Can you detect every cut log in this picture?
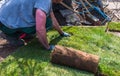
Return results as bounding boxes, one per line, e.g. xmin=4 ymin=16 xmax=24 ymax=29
xmin=50 ymin=45 xmax=99 ymax=73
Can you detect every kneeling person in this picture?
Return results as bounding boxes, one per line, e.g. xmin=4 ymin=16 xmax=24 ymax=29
xmin=0 ymin=0 xmax=70 ymax=50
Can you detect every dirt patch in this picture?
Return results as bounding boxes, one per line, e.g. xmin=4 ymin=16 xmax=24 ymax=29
xmin=0 ymin=45 xmax=18 ymax=62
xmin=109 ymin=29 xmax=120 ymax=32
xmin=0 ymin=34 xmax=19 ymax=62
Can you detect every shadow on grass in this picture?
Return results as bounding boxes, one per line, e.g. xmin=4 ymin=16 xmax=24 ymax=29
xmin=0 ymin=36 xmax=75 ymax=75
xmin=49 ymin=36 xmax=63 ymax=45
xmin=0 ymin=33 xmax=93 ymax=76
xmin=0 ymin=38 xmax=51 ymax=75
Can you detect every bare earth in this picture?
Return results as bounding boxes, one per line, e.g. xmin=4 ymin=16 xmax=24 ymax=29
xmin=0 ymin=36 xmax=19 ymax=62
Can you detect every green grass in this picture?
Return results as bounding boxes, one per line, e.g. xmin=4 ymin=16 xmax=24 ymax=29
xmin=108 ymin=22 xmax=120 ymax=31
xmin=0 ymin=26 xmax=120 ymax=76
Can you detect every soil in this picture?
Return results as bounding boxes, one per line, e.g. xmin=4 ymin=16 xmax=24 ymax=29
xmin=108 ymin=30 xmax=120 ymax=37
xmin=0 ymin=36 xmax=19 ymax=62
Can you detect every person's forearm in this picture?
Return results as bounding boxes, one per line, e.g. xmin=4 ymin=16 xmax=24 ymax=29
xmin=36 ymin=29 xmax=50 ymax=49
xmin=50 ymin=11 xmax=64 ymax=35
xmin=36 ymin=9 xmax=50 ymax=49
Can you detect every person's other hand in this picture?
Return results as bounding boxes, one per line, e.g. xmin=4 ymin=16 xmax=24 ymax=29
xmin=48 ymin=45 xmax=55 ymax=51
xmin=60 ymin=32 xmax=71 ymax=37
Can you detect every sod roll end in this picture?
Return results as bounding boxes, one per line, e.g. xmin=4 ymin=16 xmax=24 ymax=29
xmin=51 ymin=45 xmax=99 ymax=73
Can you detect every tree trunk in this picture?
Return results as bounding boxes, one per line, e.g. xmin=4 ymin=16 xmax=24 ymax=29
xmin=50 ymin=45 xmax=99 ymax=73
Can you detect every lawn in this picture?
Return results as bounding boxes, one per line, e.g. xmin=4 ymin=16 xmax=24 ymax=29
xmin=0 ymin=25 xmax=120 ymax=76
xmin=107 ymin=22 xmax=120 ymax=31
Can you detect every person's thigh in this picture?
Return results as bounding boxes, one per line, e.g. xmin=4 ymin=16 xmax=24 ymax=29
xmin=0 ymin=24 xmax=18 ymax=37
